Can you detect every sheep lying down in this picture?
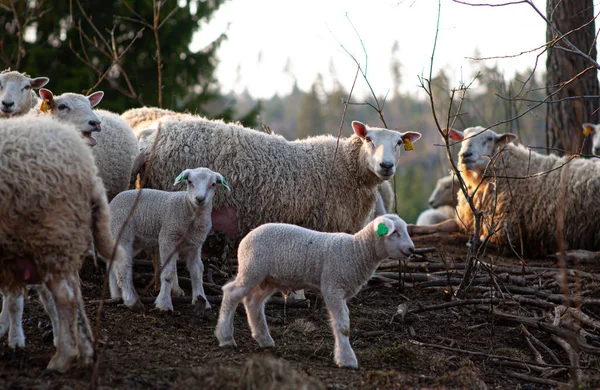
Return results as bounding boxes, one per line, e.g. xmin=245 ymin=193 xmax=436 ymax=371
xmin=215 ymin=214 xmax=414 ymax=369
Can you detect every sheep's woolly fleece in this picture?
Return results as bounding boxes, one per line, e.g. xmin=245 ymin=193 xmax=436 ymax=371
xmin=120 ymin=106 xmax=178 ymax=133
xmin=457 ymin=142 xmax=600 ymax=257
xmin=134 ymin=116 xmax=416 ymax=236
xmin=0 ymin=117 xmax=100 ymax=290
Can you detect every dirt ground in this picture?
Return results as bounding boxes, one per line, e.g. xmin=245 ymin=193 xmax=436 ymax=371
xmin=1 ymin=232 xmax=599 ymax=389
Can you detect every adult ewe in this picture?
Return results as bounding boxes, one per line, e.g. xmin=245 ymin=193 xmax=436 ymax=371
xmin=0 ymin=69 xmax=49 ymax=117
xmin=0 ymin=116 xmax=136 ymax=372
xmin=132 ymin=117 xmax=421 ymax=237
xmin=34 ymin=88 xmax=138 ymax=200
xmin=448 ymin=126 xmax=600 ymax=258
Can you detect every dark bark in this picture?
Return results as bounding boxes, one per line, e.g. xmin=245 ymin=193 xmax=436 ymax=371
xmin=546 ymin=0 xmax=599 ymax=155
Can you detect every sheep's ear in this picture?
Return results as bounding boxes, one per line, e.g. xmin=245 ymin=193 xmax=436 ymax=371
xmin=375 ymin=217 xmax=395 ymax=237
xmin=38 ymin=88 xmax=54 ymax=112
xmin=30 ymin=77 xmax=49 ymax=89
xmin=173 ymin=170 xmax=190 ymax=186
xmin=88 ymin=91 xmax=104 ymax=108
xmin=401 ymin=131 xmax=421 ymax=143
xmin=217 ymin=174 xmax=231 ymax=192
xmin=444 ymin=128 xmax=464 ymax=142
xmin=352 ymin=121 xmax=368 ymax=138
xmin=583 ymin=123 xmax=597 ymax=136
xmin=496 ymin=133 xmax=517 ymax=145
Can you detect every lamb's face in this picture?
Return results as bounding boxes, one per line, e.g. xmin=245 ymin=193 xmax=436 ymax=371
xmin=374 ymin=214 xmax=414 ymax=258
xmin=428 ymin=175 xmax=458 ymax=208
xmin=175 ymin=167 xmax=230 ymax=207
xmin=582 ymin=123 xmax=600 ymax=156
xmin=0 ymin=71 xmax=48 ymax=117
xmin=38 ymin=89 xmax=104 ymax=147
xmin=449 ymin=127 xmax=517 ymax=178
xmin=352 ymin=121 xmax=422 ymax=180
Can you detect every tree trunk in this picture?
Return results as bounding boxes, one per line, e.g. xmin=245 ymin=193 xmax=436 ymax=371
xmin=546 ymin=0 xmax=599 ymax=155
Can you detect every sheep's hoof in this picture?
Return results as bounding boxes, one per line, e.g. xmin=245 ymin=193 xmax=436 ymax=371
xmin=218 ymin=339 xmax=237 ymax=348
xmin=126 ymin=299 xmax=145 ymax=312
xmin=257 ymin=338 xmax=275 ymax=348
xmin=337 ymin=361 xmax=358 ymax=369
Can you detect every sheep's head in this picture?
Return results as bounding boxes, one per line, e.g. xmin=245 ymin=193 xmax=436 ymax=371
xmin=428 ymin=174 xmax=459 ymax=208
xmin=174 ymin=167 xmax=231 ymax=207
xmin=38 ymin=88 xmax=104 ymax=147
xmin=582 ymin=123 xmax=600 ymax=156
xmin=373 ymin=214 xmax=414 ymax=258
xmin=352 ymin=121 xmax=421 ymax=180
xmin=0 ymin=70 xmax=49 ymax=117
xmin=447 ymin=126 xmax=517 ymax=179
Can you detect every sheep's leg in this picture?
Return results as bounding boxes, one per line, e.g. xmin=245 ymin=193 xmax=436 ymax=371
xmin=37 ymin=285 xmax=59 ymax=347
xmin=186 ymin=248 xmax=210 ymax=310
xmin=6 ymin=290 xmax=25 ymax=349
xmin=215 ymin=280 xmax=251 ymax=347
xmin=0 ymin=291 xmax=9 ymax=338
xmin=155 ymin=245 xmax=177 ymax=312
xmin=45 ymin=275 xmax=79 ymax=373
xmin=323 ymin=292 xmax=357 ymax=369
xmin=243 ymin=285 xmax=276 ymax=348
xmin=171 ymin=272 xmax=185 ymax=298
xmin=110 ymin=245 xmax=141 ymax=309
xmin=74 ymin=279 xmax=94 ymax=366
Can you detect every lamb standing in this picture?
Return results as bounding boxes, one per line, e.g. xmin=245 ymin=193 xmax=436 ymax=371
xmin=448 ymin=126 xmax=600 ymax=257
xmin=0 ymin=69 xmax=49 ymax=118
xmin=215 ymin=214 xmax=414 ymax=368
xmin=109 ymin=167 xmax=230 ymax=311
xmin=0 ymin=116 xmax=137 ymax=372
xmin=132 ymin=118 xmax=421 ymax=238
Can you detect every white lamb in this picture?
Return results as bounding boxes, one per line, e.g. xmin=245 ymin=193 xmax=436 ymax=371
xmin=0 ymin=69 xmax=49 ymax=117
xmin=416 ymin=175 xmax=459 ymax=226
xmin=109 ymin=167 xmax=230 ymax=311
xmin=215 ymin=214 xmax=414 ymax=369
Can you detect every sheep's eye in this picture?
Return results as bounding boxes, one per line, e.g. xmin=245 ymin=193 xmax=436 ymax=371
xmin=58 ymin=104 xmax=68 ymax=111
xmin=486 ymin=137 xmax=493 ymax=142
xmin=365 ymin=137 xmax=372 ymax=143
xmin=397 ymin=140 xmax=403 ymax=145
xmin=212 ymin=182 xmax=216 ymax=187
xmin=23 ymin=85 xmax=31 ymax=90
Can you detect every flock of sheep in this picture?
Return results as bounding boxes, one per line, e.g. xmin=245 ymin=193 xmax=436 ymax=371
xmin=1 ymin=68 xmax=599 ymax=373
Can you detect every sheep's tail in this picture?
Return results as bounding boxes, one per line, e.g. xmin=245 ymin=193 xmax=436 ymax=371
xmin=130 ymin=151 xmax=147 ymax=189
xmin=90 ymin=178 xmax=119 ymax=261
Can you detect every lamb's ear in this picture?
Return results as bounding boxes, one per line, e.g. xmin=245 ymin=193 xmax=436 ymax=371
xmin=30 ymin=77 xmax=49 ymax=89
xmin=38 ymin=88 xmax=54 ymax=112
xmin=216 ymin=174 xmax=231 ymax=192
xmin=352 ymin=121 xmax=368 ymax=138
xmin=496 ymin=133 xmax=517 ymax=145
xmin=173 ymin=169 xmax=190 ymax=186
xmin=583 ymin=123 xmax=597 ymax=136
xmin=375 ymin=217 xmax=395 ymax=237
xmin=444 ymin=128 xmax=464 ymax=142
xmin=88 ymin=91 xmax=104 ymax=108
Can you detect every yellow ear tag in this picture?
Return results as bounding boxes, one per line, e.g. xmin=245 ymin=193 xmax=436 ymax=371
xmin=403 ymin=137 xmax=414 ymax=151
xmin=40 ymin=99 xmax=50 ymax=113
xmin=583 ymin=126 xmax=593 ymax=137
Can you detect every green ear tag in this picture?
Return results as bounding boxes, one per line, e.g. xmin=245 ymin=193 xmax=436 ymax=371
xmin=376 ymin=223 xmax=389 ymax=237
xmin=220 ymin=177 xmax=231 ymax=192
xmin=173 ymin=171 xmax=187 ymax=185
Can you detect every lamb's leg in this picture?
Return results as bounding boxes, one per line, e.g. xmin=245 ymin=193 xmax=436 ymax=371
xmin=171 ymin=272 xmax=185 ymax=298
xmin=215 ymin=280 xmax=251 ymax=347
xmin=74 ymin=278 xmax=94 ymax=366
xmin=155 ymin=245 xmax=177 ymax=311
xmin=37 ymin=285 xmax=59 ymax=347
xmin=186 ymin=248 xmax=210 ymax=310
xmin=6 ymin=290 xmax=25 ymax=349
xmin=110 ymin=245 xmax=141 ymax=309
xmin=0 ymin=291 xmax=9 ymax=338
xmin=243 ymin=285 xmax=276 ymax=348
xmin=323 ymin=292 xmax=357 ymax=369
xmin=45 ymin=275 xmax=79 ymax=373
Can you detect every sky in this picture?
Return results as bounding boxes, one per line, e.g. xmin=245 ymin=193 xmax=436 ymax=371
xmin=191 ymin=0 xmax=549 ymax=100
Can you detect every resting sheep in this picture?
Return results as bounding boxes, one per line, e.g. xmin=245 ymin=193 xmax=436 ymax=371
xmin=0 ymin=116 xmax=137 ymax=372
xmin=109 ymin=167 xmax=230 ymax=311
xmin=215 ymin=214 xmax=414 ymax=368
xmin=415 ymin=175 xmax=458 ymax=225
xmin=31 ymin=88 xmax=138 ymax=200
xmin=0 ymin=69 xmax=49 ymax=118
xmin=132 ymin=117 xmax=421 ymax=238
xmin=448 ymin=126 xmax=600 ymax=257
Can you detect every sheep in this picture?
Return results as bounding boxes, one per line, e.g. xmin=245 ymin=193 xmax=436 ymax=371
xmin=120 ymin=106 xmax=178 ymax=134
xmin=415 ymin=175 xmax=459 ymax=226
xmin=108 ymin=167 xmax=231 ymax=312
xmin=0 ymin=69 xmax=49 ymax=118
xmin=415 ymin=206 xmax=455 ymax=225
xmin=0 ymin=116 xmax=138 ymax=372
xmin=582 ymin=123 xmax=600 ymax=156
xmin=447 ymin=126 xmax=600 ymax=258
xmin=214 ymin=214 xmax=415 ymax=369
xmin=132 ymin=117 xmax=421 ymax=239
xmin=31 ymin=88 xmax=138 ymax=200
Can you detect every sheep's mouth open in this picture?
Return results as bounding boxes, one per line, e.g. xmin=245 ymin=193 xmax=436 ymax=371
xmin=82 ymin=131 xmax=97 ymax=147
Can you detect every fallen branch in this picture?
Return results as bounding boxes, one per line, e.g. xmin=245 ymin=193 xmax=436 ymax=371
xmin=89 ymin=295 xmax=311 ymax=308
xmin=520 ymin=324 xmax=562 ymax=365
xmin=504 ymin=371 xmax=566 ymax=388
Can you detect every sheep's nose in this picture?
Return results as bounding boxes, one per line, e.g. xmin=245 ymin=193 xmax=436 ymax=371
xmin=380 ymin=161 xmax=394 ymax=170
xmin=1 ymin=101 xmax=14 ymax=108
xmin=594 ymin=147 xmax=600 ymax=155
xmin=89 ymin=120 xmax=101 ymax=131
xmin=408 ymin=246 xmax=415 ymax=253
xmin=195 ymin=196 xmax=205 ymax=205
xmin=428 ymin=199 xmax=434 ymax=207
xmin=460 ymin=151 xmax=473 ymax=159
